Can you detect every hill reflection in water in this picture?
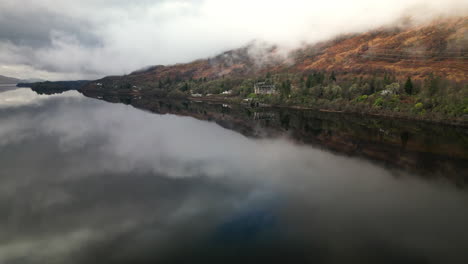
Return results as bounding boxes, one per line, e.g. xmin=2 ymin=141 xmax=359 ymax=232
xmin=1 ymin=88 xmax=468 ymax=264
xmin=100 ymin=94 xmax=468 ymax=184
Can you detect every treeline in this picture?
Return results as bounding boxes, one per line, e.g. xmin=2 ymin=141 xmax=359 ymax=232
xmin=18 ymin=80 xmax=90 ymax=95
xmin=254 ymin=71 xmax=467 ymax=120
xmin=91 ymin=70 xmax=467 ymax=122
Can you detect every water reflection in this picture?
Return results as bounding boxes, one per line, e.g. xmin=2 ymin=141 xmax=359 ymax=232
xmin=1 ymin=87 xmax=468 ymax=264
xmin=94 ymin=93 xmax=468 ymax=183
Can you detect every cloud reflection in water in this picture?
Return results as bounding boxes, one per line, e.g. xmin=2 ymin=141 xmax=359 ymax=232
xmin=0 ymin=88 xmax=468 ymax=264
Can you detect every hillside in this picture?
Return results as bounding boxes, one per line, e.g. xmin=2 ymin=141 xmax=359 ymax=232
xmin=0 ymin=75 xmax=20 ymax=84
xmin=81 ymin=16 xmax=468 ymax=125
xmin=83 ymin=17 xmax=466 ymax=90
xmin=293 ymin=16 xmax=467 ymax=81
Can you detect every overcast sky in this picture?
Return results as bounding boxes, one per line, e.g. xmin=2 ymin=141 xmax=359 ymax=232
xmin=0 ymin=0 xmax=467 ymax=81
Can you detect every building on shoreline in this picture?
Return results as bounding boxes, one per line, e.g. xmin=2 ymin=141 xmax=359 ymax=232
xmin=254 ymin=82 xmax=277 ymax=95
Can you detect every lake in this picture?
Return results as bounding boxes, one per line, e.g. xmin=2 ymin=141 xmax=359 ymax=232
xmin=1 ymin=86 xmax=468 ymax=264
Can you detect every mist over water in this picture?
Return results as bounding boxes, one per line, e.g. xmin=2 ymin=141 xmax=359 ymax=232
xmin=1 ymin=87 xmax=468 ymax=264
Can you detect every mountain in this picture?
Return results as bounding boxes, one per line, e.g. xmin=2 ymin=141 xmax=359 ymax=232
xmin=80 ymin=16 xmax=468 ymax=125
xmin=83 ymin=16 xmax=466 ymax=92
xmin=0 ymin=75 xmax=20 ymax=84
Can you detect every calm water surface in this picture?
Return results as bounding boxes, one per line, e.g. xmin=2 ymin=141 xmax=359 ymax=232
xmin=1 ymin=87 xmax=468 ymax=264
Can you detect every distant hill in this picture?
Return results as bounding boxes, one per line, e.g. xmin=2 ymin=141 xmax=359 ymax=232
xmin=0 ymin=75 xmax=46 ymax=85
xmin=19 ymin=80 xmax=90 ymax=95
xmin=0 ymin=75 xmax=20 ymax=84
xmin=20 ymin=78 xmax=46 ymax=83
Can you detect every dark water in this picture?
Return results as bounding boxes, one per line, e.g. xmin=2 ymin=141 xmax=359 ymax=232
xmin=1 ymin=87 xmax=468 ymax=264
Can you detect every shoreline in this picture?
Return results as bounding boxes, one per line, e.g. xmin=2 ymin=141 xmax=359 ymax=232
xmin=186 ymin=96 xmax=468 ymax=128
xmin=79 ymin=90 xmax=468 ymax=128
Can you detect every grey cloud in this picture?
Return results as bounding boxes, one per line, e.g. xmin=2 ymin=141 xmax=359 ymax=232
xmin=0 ymin=8 xmax=100 ymax=49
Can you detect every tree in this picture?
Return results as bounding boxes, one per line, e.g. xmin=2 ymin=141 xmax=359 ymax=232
xmin=323 ymin=84 xmax=342 ymax=100
xmin=361 ymin=83 xmax=371 ymax=95
xmin=349 ymin=83 xmax=360 ymax=97
xmin=310 ymin=85 xmax=323 ymax=98
xmin=318 ymin=72 xmax=325 ymax=85
xmin=299 ymin=77 xmax=305 ymax=93
xmin=383 ymin=73 xmax=389 ymax=85
xmin=426 ymin=73 xmax=439 ymax=96
xmin=383 ymin=82 xmax=401 ymax=95
xmin=180 ymin=82 xmax=189 ymax=92
xmin=306 ymin=74 xmax=313 ymax=88
xmin=369 ymin=76 xmax=376 ymax=94
xmin=404 ymin=77 xmax=413 ymax=95
xmin=329 ymin=71 xmax=336 ymax=82
xmin=280 ymin=79 xmax=291 ymax=98
xmin=383 ymin=72 xmax=394 ymax=85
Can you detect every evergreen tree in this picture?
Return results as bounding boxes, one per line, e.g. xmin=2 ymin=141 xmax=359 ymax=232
xmin=330 ymin=71 xmax=336 ymax=82
xmin=404 ymin=77 xmax=413 ymax=95
xmin=280 ymin=80 xmax=291 ymax=98
xmin=180 ymin=82 xmax=189 ymax=92
xmin=383 ymin=73 xmax=392 ymax=85
xmin=369 ymin=76 xmax=376 ymax=94
xmin=318 ymin=72 xmax=325 ymax=85
xmin=427 ymin=73 xmax=439 ymax=96
xmin=306 ymin=74 xmax=313 ymax=89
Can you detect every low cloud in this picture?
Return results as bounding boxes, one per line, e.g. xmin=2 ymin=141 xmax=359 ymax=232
xmin=0 ymin=0 xmax=467 ymax=80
